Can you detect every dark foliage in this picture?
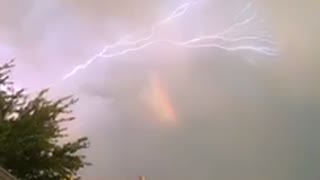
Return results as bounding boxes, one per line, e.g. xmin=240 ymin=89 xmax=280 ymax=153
xmin=0 ymin=60 xmax=90 ymax=180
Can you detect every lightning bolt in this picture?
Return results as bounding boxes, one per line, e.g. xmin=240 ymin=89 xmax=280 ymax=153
xmin=49 ymin=0 xmax=277 ymax=86
xmin=61 ymin=1 xmax=198 ymax=81
xmin=37 ymin=0 xmax=280 ymax=129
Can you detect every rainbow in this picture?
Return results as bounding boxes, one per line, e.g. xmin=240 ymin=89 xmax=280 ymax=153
xmin=149 ymin=75 xmax=177 ymax=124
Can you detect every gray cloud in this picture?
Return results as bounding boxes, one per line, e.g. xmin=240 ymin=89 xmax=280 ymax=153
xmin=0 ymin=0 xmax=319 ymax=179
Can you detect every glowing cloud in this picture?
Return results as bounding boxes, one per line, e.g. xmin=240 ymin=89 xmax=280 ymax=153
xmin=47 ymin=0 xmax=277 ymax=88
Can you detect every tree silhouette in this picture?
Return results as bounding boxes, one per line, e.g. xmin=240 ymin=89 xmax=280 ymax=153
xmin=0 ymin=60 xmax=90 ymax=180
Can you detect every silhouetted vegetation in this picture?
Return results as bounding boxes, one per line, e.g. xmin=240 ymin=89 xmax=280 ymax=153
xmin=0 ymin=60 xmax=90 ymax=180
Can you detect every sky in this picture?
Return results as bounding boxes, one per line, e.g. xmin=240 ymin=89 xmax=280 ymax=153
xmin=0 ymin=0 xmax=319 ymax=179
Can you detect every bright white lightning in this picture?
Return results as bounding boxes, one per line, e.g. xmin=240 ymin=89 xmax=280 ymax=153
xmin=235 ymin=1 xmax=254 ymax=20
xmin=60 ymin=1 xmax=277 ymax=82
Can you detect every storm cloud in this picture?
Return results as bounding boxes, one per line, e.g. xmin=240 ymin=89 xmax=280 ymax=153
xmin=0 ymin=0 xmax=319 ymax=179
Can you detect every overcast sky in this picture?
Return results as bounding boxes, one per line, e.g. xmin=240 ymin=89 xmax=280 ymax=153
xmin=0 ymin=0 xmax=319 ymax=179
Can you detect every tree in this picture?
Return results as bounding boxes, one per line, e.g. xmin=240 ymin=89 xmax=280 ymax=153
xmin=0 ymin=60 xmax=90 ymax=180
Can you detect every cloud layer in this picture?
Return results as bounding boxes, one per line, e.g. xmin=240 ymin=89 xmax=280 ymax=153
xmin=0 ymin=0 xmax=319 ymax=179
